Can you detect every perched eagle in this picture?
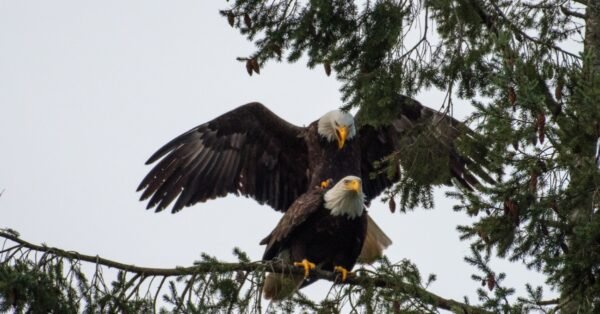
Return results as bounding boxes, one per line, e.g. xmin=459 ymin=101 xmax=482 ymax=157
xmin=137 ymin=94 xmax=491 ymax=261
xmin=261 ymin=176 xmax=367 ymax=300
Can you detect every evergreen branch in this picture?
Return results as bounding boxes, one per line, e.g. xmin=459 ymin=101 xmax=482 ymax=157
xmin=468 ymin=0 xmax=580 ymax=60
xmin=0 ymin=230 xmax=492 ymax=314
xmin=468 ymin=0 xmax=574 ymax=132
xmin=488 ymin=0 xmax=581 ymax=60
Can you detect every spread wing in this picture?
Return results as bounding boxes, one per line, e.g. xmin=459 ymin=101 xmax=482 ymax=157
xmin=137 ymin=102 xmax=309 ymax=213
xmin=260 ymin=189 xmax=324 ymax=260
xmin=357 ymin=94 xmax=495 ymax=202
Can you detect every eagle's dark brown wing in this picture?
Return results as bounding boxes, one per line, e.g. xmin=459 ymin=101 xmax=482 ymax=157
xmin=260 ymin=188 xmax=324 ymax=260
xmin=137 ymin=102 xmax=309 ymax=213
xmin=357 ymin=94 xmax=495 ymax=203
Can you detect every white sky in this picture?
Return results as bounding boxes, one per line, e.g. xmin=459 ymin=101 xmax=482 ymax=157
xmin=0 ymin=0 xmax=554 ymax=309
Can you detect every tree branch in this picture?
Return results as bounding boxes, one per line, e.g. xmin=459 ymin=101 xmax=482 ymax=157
xmin=487 ymin=0 xmax=581 ymax=60
xmin=561 ymin=5 xmax=586 ymax=19
xmin=0 ymin=230 xmax=492 ymax=314
xmin=536 ymin=298 xmax=561 ymax=306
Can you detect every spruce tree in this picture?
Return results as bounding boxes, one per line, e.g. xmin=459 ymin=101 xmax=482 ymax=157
xmin=1 ymin=0 xmax=599 ymax=312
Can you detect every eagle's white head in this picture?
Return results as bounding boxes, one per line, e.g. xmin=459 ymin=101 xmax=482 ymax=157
xmin=324 ymin=175 xmax=365 ymax=219
xmin=318 ymin=110 xmax=357 ymax=149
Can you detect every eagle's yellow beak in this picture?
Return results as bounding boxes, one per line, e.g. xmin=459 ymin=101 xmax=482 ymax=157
xmin=346 ymin=179 xmax=361 ymax=193
xmin=336 ymin=126 xmax=348 ymax=150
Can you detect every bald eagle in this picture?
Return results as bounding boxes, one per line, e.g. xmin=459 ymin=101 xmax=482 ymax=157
xmin=137 ymin=94 xmax=491 ymax=260
xmin=261 ymin=176 xmax=367 ymax=300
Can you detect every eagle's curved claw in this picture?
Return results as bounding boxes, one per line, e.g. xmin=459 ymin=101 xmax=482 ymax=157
xmin=334 ymin=266 xmax=350 ymax=282
xmin=293 ymin=259 xmax=316 ymax=278
xmin=320 ymin=179 xmax=333 ymax=189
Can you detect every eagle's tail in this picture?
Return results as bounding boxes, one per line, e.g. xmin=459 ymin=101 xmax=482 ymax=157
xmin=262 ymin=273 xmax=304 ymax=300
xmin=357 ymin=214 xmax=392 ymax=264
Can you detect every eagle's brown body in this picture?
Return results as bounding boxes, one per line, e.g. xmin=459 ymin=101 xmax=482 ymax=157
xmin=304 ymin=121 xmax=392 ymax=200
xmin=260 ymin=184 xmax=367 ymax=299
xmin=305 ymin=122 xmax=361 ymax=188
xmin=261 ymin=189 xmax=367 ymax=270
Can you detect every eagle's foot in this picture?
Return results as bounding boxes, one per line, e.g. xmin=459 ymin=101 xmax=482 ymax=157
xmin=293 ymin=259 xmax=316 ymax=278
xmin=320 ymin=179 xmax=333 ymax=189
xmin=333 ymin=266 xmax=350 ymax=282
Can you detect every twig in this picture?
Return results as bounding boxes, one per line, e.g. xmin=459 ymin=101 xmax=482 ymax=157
xmin=153 ymin=276 xmax=167 ymax=314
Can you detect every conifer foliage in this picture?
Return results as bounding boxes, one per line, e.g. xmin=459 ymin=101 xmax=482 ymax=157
xmin=222 ymin=0 xmax=599 ymax=310
xmin=2 ymin=0 xmax=599 ymax=312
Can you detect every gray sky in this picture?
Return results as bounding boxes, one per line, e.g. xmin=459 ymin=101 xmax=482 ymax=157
xmin=0 ymin=0 xmax=553 ymax=307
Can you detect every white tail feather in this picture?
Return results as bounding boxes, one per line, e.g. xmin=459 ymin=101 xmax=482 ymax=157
xmin=262 ymin=273 xmax=304 ymax=300
xmin=357 ymin=215 xmax=392 ymax=264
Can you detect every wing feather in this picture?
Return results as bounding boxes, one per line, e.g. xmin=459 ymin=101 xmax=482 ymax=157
xmin=357 ymin=94 xmax=494 ymax=202
xmin=260 ymin=189 xmax=325 ymax=260
xmin=138 ymin=102 xmax=309 ymax=213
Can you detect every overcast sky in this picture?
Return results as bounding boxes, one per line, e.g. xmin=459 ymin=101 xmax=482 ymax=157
xmin=0 ymin=0 xmax=553 ymax=308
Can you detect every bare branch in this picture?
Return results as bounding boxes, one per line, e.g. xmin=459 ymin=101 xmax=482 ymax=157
xmin=561 ymin=6 xmax=586 ymax=19
xmin=537 ymin=298 xmax=561 ymax=306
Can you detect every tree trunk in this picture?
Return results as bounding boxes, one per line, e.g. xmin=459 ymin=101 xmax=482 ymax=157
xmin=561 ymin=2 xmax=600 ymax=310
xmin=586 ymin=2 xmax=600 ymax=71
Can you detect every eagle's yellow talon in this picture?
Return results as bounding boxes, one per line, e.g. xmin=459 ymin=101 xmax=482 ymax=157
xmin=293 ymin=259 xmax=316 ymax=278
xmin=334 ymin=266 xmax=350 ymax=282
xmin=320 ymin=179 xmax=332 ymax=189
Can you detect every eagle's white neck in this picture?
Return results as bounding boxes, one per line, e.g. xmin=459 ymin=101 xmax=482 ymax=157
xmin=324 ymin=182 xmax=365 ymax=219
